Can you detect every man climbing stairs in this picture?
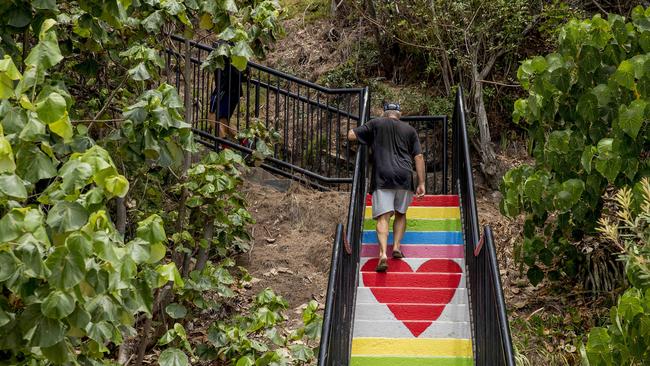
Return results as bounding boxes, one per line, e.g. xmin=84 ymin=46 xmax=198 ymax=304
xmin=350 ymin=194 xmax=473 ymax=366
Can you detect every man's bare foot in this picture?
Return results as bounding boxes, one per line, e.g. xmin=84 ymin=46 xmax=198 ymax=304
xmin=375 ymin=257 xmax=388 ymax=272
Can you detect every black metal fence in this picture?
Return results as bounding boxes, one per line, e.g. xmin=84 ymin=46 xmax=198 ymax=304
xmin=402 ymin=116 xmax=450 ymax=195
xmin=318 ymin=89 xmax=369 ymax=366
xmin=164 ymin=35 xmax=364 ymax=188
xmin=452 ymin=88 xmax=515 ymax=366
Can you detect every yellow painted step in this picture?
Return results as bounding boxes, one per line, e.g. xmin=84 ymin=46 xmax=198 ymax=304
xmin=352 ymin=338 xmax=472 ymax=357
xmin=364 ymin=206 xmax=461 ymax=220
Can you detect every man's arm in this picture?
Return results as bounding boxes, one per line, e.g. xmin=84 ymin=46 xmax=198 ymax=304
xmin=414 ymin=154 xmax=425 ymax=197
xmin=347 ymin=129 xmax=357 ymax=141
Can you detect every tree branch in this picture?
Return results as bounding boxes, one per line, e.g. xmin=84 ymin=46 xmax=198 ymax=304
xmin=479 ymin=49 xmax=506 ymax=80
xmin=93 ymin=73 xmax=129 ymax=121
xmin=592 ymin=0 xmax=608 ymax=15
xmin=476 ymin=79 xmax=521 ymax=88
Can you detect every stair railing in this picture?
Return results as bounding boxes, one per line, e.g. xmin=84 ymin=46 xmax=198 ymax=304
xmin=164 ymin=35 xmax=365 ymax=190
xmin=451 ymin=87 xmax=515 ymax=366
xmin=318 ymin=87 xmax=369 ymax=366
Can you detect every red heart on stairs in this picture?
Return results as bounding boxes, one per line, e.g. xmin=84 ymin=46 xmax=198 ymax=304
xmin=361 ymin=258 xmax=462 ymax=337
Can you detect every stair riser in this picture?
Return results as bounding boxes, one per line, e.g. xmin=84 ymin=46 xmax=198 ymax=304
xmin=364 ymin=218 xmax=462 ymax=232
xmin=356 ymin=288 xmax=467 ymax=305
xmin=366 ymin=194 xmax=460 ymax=207
xmin=353 ymin=319 xmax=471 ymax=338
xmin=360 ymin=273 xmax=466 ymax=288
xmin=362 ymin=231 xmax=463 ymax=245
xmin=360 ymin=257 xmax=465 ymax=269
xmin=361 ymin=245 xmax=464 ymax=258
xmin=351 ymin=357 xmax=472 ymax=366
xmin=354 ymin=304 xmax=469 ymax=322
xmin=365 ymin=207 xmax=460 ymax=219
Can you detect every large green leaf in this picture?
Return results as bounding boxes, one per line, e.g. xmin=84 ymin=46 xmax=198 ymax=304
xmin=553 ymin=179 xmax=585 ymax=212
xmin=159 ymin=348 xmax=189 ymax=366
xmin=618 ymin=99 xmax=646 ymax=139
xmin=0 ymin=56 xmax=21 ymax=99
xmin=30 ymin=317 xmax=66 ymax=348
xmin=32 ymin=0 xmax=57 ymax=10
xmin=128 ymin=62 xmax=151 ymax=81
xmin=136 ymin=214 xmax=166 ymax=243
xmin=581 ymin=146 xmax=596 ymax=173
xmin=86 ymin=321 xmax=114 ymax=345
xmin=25 ymin=21 xmax=63 ymax=70
xmin=156 ymin=263 xmax=184 ymax=289
xmin=595 ymin=138 xmax=622 ymax=182
xmin=59 ymin=160 xmax=93 ymax=194
xmin=231 ymin=41 xmax=254 ymax=72
xmin=290 ymin=344 xmax=314 ymax=362
xmin=41 ymin=341 xmax=71 ymax=364
xmin=15 ymin=145 xmax=57 ymax=183
xmin=0 ymin=173 xmax=27 ymax=200
xmin=46 ymin=201 xmax=89 ymax=233
xmin=42 ymin=291 xmax=76 ymax=319
xmin=611 ymin=60 xmax=636 ymax=90
xmin=16 ymin=238 xmax=49 ymax=278
xmin=0 ymin=251 xmax=19 ymax=282
xmin=576 ymin=93 xmax=599 ymax=123
xmin=46 ymin=247 xmax=85 ymax=289
xmin=585 ymin=327 xmax=613 ymax=364
xmin=103 ymin=175 xmax=129 ymax=198
xmin=0 ymin=209 xmax=24 ymax=242
xmin=235 ymin=356 xmax=254 ymax=366
xmin=0 ymin=135 xmax=16 ymax=174
xmin=523 ymin=175 xmax=544 ymax=203
xmin=36 ymin=92 xmax=66 ymax=124
xmin=165 ymin=303 xmax=187 ymax=319
xmin=18 ymin=113 xmax=48 ymax=141
xmin=141 ymin=10 xmax=164 ymax=33
xmin=48 ymin=112 xmax=73 ymax=141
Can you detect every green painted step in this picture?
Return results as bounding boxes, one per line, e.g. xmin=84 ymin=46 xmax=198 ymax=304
xmin=363 ymin=218 xmax=461 ymax=232
xmin=351 ymin=356 xmax=472 ymax=366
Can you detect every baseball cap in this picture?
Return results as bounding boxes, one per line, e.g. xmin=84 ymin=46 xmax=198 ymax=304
xmin=383 ymin=102 xmax=401 ymax=112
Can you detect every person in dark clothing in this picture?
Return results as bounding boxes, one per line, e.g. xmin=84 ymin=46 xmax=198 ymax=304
xmin=347 ymin=103 xmax=425 ymax=272
xmin=208 ymin=58 xmax=244 ymax=138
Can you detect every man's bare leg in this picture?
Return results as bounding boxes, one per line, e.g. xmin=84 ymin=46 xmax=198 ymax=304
xmin=376 ymin=211 xmax=393 ymax=271
xmin=393 ymin=211 xmax=406 ymax=257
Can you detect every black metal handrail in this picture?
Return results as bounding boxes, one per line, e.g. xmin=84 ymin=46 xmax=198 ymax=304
xmin=452 ymin=87 xmax=515 ymax=366
xmin=318 ymin=87 xmax=369 ymax=366
xmin=164 ymin=36 xmax=364 ymax=188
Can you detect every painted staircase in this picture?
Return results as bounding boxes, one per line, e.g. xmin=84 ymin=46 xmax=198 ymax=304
xmin=350 ymin=194 xmax=473 ymax=366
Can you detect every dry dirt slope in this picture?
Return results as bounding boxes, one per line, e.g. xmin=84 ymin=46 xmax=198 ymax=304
xmin=237 ymin=174 xmax=348 ymax=318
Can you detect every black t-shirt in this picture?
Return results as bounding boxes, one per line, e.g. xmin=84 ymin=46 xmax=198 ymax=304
xmin=352 ymin=117 xmax=422 ymax=192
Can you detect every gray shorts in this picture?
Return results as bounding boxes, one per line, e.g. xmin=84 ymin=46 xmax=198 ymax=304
xmin=371 ymin=189 xmax=413 ymax=219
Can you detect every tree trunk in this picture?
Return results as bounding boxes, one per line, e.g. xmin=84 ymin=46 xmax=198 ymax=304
xmin=471 ymin=49 xmax=500 ymax=188
xmin=194 ymin=220 xmax=214 ymax=273
xmin=116 ymin=196 xmax=127 ymax=235
xmin=429 ymin=2 xmax=453 ymax=96
xmin=364 ymin=0 xmax=392 ymax=76
xmin=174 ymin=35 xmax=194 ymax=268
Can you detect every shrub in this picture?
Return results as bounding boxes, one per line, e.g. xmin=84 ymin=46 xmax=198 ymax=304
xmin=582 ymin=179 xmax=650 ymax=365
xmin=501 ymin=7 xmax=650 ymax=285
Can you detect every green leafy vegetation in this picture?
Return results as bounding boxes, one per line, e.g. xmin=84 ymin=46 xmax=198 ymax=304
xmin=0 ymin=1 xmax=319 ymax=365
xmin=501 ymin=8 xmax=650 ymax=286
xmin=583 ymin=179 xmax=650 ymax=365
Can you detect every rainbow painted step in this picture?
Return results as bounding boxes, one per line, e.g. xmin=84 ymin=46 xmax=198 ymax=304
xmin=351 ymin=194 xmax=473 ymax=365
